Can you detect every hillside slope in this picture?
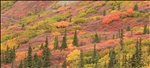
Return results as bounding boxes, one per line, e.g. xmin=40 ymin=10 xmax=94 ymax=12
xmin=1 ymin=1 xmax=150 ymax=68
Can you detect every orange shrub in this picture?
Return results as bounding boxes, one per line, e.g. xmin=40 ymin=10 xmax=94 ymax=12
xmin=55 ymin=21 xmax=69 ymax=28
xmin=16 ymin=52 xmax=27 ymax=61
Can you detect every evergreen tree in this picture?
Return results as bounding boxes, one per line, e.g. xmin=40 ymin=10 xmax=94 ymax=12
xmin=122 ymin=54 xmax=127 ymax=68
xmin=134 ymin=4 xmax=138 ymax=11
xmin=10 ymin=46 xmax=16 ymax=63
xmin=72 ymin=30 xmax=78 ymax=47
xmin=120 ymin=38 xmax=124 ymax=50
xmin=148 ymin=43 xmax=150 ymax=55
xmin=92 ymin=44 xmax=99 ymax=64
xmin=130 ymin=54 xmax=136 ymax=68
xmin=5 ymin=45 xmax=10 ymax=63
xmin=61 ymin=29 xmax=67 ymax=49
xmin=22 ymin=24 xmax=24 ymax=28
xmin=112 ymin=34 xmax=115 ymax=39
xmin=11 ymin=61 xmax=14 ymax=68
xmin=54 ymin=36 xmax=59 ymax=50
xmin=79 ymin=49 xmax=84 ymax=68
xmin=33 ymin=53 xmax=42 ymax=68
xmin=118 ymin=3 xmax=120 ymax=10
xmin=103 ymin=10 xmax=106 ymax=16
xmin=143 ymin=24 xmax=148 ymax=34
xmin=27 ymin=45 xmax=32 ymax=68
xmin=24 ymin=57 xmax=28 ymax=68
xmin=18 ymin=60 xmax=23 ymax=68
xmin=126 ymin=25 xmax=130 ymax=31
xmin=62 ymin=59 xmax=67 ymax=68
xmin=40 ymin=43 xmax=44 ymax=50
xmin=42 ymin=36 xmax=51 ymax=67
xmin=93 ymin=32 xmax=100 ymax=43
xmin=108 ymin=49 xmax=116 ymax=68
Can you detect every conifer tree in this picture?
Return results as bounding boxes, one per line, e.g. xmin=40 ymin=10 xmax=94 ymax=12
xmin=79 ymin=49 xmax=84 ymax=68
xmin=92 ymin=44 xmax=99 ymax=64
xmin=103 ymin=10 xmax=106 ymax=16
xmin=134 ymin=4 xmax=138 ymax=11
xmin=143 ymin=24 xmax=147 ymax=34
xmin=122 ymin=54 xmax=127 ymax=68
xmin=62 ymin=59 xmax=67 ymax=68
xmin=18 ymin=60 xmax=23 ymax=68
xmin=27 ymin=45 xmax=32 ymax=68
xmin=5 ymin=45 xmax=10 ymax=63
xmin=118 ymin=3 xmax=120 ymax=10
xmin=11 ymin=61 xmax=14 ymax=68
xmin=126 ymin=25 xmax=130 ymax=31
xmin=24 ymin=57 xmax=28 ymax=68
xmin=33 ymin=53 xmax=42 ymax=68
xmin=120 ymin=38 xmax=124 ymax=50
xmin=72 ymin=30 xmax=78 ymax=47
xmin=148 ymin=43 xmax=150 ymax=55
xmin=93 ymin=32 xmax=100 ymax=43
xmin=54 ymin=36 xmax=59 ymax=50
xmin=40 ymin=43 xmax=44 ymax=50
xmin=61 ymin=29 xmax=67 ymax=49
xmin=112 ymin=34 xmax=115 ymax=39
xmin=108 ymin=49 xmax=116 ymax=68
xmin=42 ymin=36 xmax=51 ymax=67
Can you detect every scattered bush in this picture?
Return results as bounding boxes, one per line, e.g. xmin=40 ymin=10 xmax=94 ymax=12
xmin=129 ymin=12 xmax=142 ymax=17
xmin=72 ymin=17 xmax=91 ymax=24
xmin=1 ymin=34 xmax=14 ymax=42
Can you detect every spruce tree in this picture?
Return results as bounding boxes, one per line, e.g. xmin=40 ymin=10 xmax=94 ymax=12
xmin=54 ymin=36 xmax=59 ymax=50
xmin=72 ymin=30 xmax=78 ymax=47
xmin=40 ymin=43 xmax=44 ymax=50
xmin=108 ymin=49 xmax=116 ymax=68
xmin=18 ymin=60 xmax=23 ymax=68
xmin=27 ymin=45 xmax=32 ymax=68
xmin=118 ymin=3 xmax=120 ymax=10
xmin=122 ymin=54 xmax=127 ymax=68
xmin=93 ymin=32 xmax=100 ymax=43
xmin=42 ymin=36 xmax=51 ymax=67
xmin=79 ymin=49 xmax=84 ymax=68
xmin=61 ymin=29 xmax=67 ymax=49
xmin=134 ymin=4 xmax=138 ymax=11
xmin=5 ymin=45 xmax=10 ymax=63
xmin=126 ymin=25 xmax=130 ymax=31
xmin=92 ymin=44 xmax=99 ymax=64
xmin=24 ymin=57 xmax=28 ymax=68
xmin=103 ymin=10 xmax=106 ymax=16
xmin=148 ymin=43 xmax=150 ymax=55
xmin=143 ymin=24 xmax=147 ymax=34
xmin=33 ymin=53 xmax=42 ymax=68
xmin=11 ymin=61 xmax=14 ymax=68
xmin=112 ymin=34 xmax=115 ymax=39
xmin=120 ymin=38 xmax=124 ymax=51
xmin=62 ymin=59 xmax=67 ymax=68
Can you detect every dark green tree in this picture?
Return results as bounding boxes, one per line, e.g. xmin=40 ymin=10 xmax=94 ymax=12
xmin=108 ymin=49 xmax=116 ymax=68
xmin=120 ymin=38 xmax=124 ymax=51
xmin=24 ymin=57 xmax=28 ymax=68
xmin=118 ymin=3 xmax=120 ymax=10
xmin=40 ymin=43 xmax=44 ymax=50
xmin=148 ymin=43 xmax=150 ymax=55
xmin=126 ymin=25 xmax=131 ymax=31
xmin=79 ymin=49 xmax=84 ymax=68
xmin=33 ymin=53 xmax=42 ymax=68
xmin=133 ymin=4 xmax=138 ymax=11
xmin=143 ymin=24 xmax=148 ymax=34
xmin=93 ymin=32 xmax=100 ymax=43
xmin=18 ymin=60 xmax=23 ymax=68
xmin=54 ymin=36 xmax=59 ymax=50
xmin=103 ymin=10 xmax=106 ymax=16
xmin=62 ymin=59 xmax=67 ymax=68
xmin=5 ymin=45 xmax=10 ymax=63
xmin=22 ymin=24 xmax=24 ymax=28
xmin=11 ymin=61 xmax=14 ymax=68
xmin=27 ymin=45 xmax=32 ymax=68
xmin=72 ymin=30 xmax=78 ymax=47
xmin=122 ymin=54 xmax=127 ymax=68
xmin=92 ymin=44 xmax=99 ymax=64
xmin=42 ymin=36 xmax=51 ymax=67
xmin=61 ymin=29 xmax=67 ymax=49
xmin=112 ymin=34 xmax=115 ymax=39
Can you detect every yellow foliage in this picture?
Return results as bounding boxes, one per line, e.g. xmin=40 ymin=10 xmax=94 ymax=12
xmin=67 ymin=49 xmax=80 ymax=67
